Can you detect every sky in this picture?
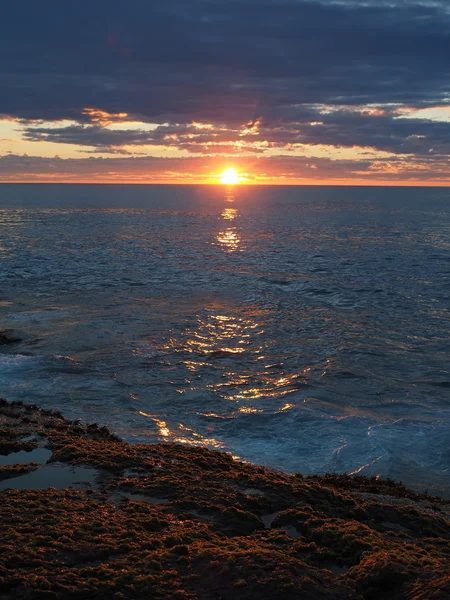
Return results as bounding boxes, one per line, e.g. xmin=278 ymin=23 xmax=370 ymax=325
xmin=1 ymin=0 xmax=450 ymax=185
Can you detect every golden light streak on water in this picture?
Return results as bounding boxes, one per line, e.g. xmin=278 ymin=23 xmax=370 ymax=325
xmin=216 ymin=195 xmax=241 ymax=251
xmin=348 ymin=456 xmax=383 ymax=476
xmin=237 ymin=407 xmax=263 ymax=414
xmin=216 ymin=228 xmax=241 ymax=252
xmin=138 ymin=411 xmax=225 ymax=448
xmin=222 ymin=208 xmax=238 ymax=221
xmin=161 ymin=309 xmax=315 ymax=405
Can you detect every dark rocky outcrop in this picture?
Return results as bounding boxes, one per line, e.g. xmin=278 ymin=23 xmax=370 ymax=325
xmin=0 ymin=330 xmax=22 ymax=345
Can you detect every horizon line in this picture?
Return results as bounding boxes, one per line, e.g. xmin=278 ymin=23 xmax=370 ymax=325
xmin=1 ymin=181 xmax=449 ymax=188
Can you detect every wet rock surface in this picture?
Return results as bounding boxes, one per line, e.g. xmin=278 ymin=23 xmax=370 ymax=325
xmin=0 ymin=399 xmax=449 ymax=599
xmin=0 ymin=330 xmax=22 ymax=345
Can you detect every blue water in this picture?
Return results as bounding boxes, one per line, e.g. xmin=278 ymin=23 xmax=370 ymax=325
xmin=1 ymin=184 xmax=450 ymax=495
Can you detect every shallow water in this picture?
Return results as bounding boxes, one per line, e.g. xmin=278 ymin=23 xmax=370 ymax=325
xmin=0 ymin=464 xmax=99 ymax=491
xmin=0 ymin=184 xmax=449 ymax=495
xmin=0 ymin=447 xmax=52 ymax=466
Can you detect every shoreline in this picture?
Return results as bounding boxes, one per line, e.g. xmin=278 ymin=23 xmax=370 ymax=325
xmin=2 ymin=326 xmax=450 ymax=500
xmin=0 ymin=398 xmax=449 ymax=599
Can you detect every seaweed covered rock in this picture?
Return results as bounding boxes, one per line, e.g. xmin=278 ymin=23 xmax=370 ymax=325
xmin=0 ymin=399 xmax=449 ymax=599
xmin=219 ymin=507 xmax=265 ymax=535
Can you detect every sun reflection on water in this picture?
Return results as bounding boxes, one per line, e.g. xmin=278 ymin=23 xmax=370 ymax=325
xmin=222 ymin=208 xmax=238 ymax=221
xmin=138 ymin=410 xmax=226 ymax=449
xmin=215 ymin=190 xmax=243 ymax=252
xmin=216 ymin=228 xmax=241 ymax=252
xmin=179 ymin=312 xmax=261 ymax=358
xmin=160 ymin=308 xmax=316 ymax=410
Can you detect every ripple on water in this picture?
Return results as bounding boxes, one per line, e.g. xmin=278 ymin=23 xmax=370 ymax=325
xmin=0 ymin=186 xmax=450 ymax=496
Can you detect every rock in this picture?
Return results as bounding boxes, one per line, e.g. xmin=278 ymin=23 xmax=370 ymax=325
xmin=0 ymin=330 xmax=22 ymax=345
xmin=0 ymin=398 xmax=448 ymax=600
xmin=219 ymin=507 xmax=265 ymax=535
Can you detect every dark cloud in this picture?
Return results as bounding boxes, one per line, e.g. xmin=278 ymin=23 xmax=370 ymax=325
xmin=1 ymin=1 xmax=450 ymax=124
xmin=21 ymin=122 xmax=252 ymax=154
xmin=1 ymin=0 xmax=450 ymax=166
xmin=22 ymin=125 xmax=160 ymax=148
xmin=21 ymin=108 xmax=450 ymax=157
xmin=255 ymin=110 xmax=450 ymax=156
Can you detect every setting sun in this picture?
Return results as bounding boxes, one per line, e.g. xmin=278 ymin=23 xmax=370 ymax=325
xmin=220 ymin=168 xmax=239 ymax=185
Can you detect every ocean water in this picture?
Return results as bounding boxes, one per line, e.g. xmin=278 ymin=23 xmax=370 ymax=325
xmin=1 ymin=184 xmax=450 ymax=495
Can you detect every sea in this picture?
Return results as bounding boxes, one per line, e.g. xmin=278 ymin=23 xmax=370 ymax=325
xmin=1 ymin=184 xmax=449 ymax=496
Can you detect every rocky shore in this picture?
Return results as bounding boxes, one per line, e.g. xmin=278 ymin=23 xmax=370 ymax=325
xmin=0 ymin=398 xmax=449 ymax=599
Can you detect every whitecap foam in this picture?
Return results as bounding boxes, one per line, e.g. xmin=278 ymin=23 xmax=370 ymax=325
xmin=0 ymin=353 xmax=40 ymax=373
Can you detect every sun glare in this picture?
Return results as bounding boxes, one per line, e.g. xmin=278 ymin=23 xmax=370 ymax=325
xmin=220 ymin=168 xmax=239 ymax=185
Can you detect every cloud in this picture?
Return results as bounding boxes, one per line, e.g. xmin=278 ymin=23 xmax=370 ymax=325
xmin=1 ymin=0 xmax=449 ymax=179
xmin=1 ymin=152 xmax=449 ymax=184
xmin=20 ymin=107 xmax=450 ymax=158
xmin=22 ymin=125 xmax=158 ymax=148
xmin=1 ymin=0 xmax=449 ymax=126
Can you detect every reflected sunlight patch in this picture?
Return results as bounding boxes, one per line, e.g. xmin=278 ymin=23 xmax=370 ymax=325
xmin=138 ymin=410 xmax=225 ymax=448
